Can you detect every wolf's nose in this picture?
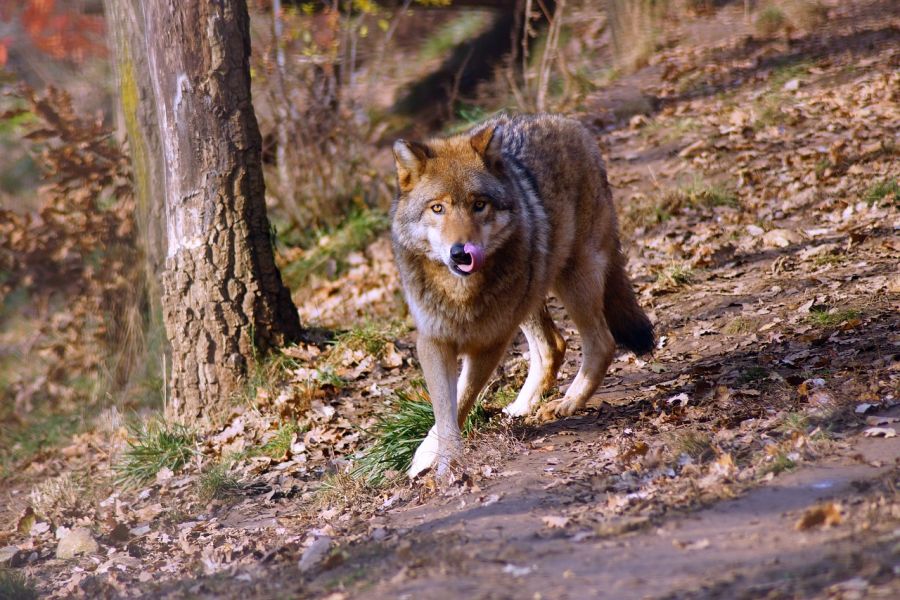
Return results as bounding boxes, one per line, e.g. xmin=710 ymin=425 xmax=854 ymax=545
xmin=450 ymin=243 xmax=471 ymax=265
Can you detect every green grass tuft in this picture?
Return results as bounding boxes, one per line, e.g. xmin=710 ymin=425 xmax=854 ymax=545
xmin=739 ymin=366 xmax=769 ymax=385
xmin=674 ymin=430 xmax=712 ymax=460
xmin=315 ymin=472 xmax=375 ymax=510
xmin=812 ymin=252 xmax=846 ymax=267
xmin=115 ymin=421 xmax=196 ymax=488
xmin=0 ymin=568 xmax=38 ymax=600
xmin=863 ymin=178 xmax=899 ymax=207
xmin=674 ymin=179 xmax=739 ymax=209
xmin=490 ymin=384 xmax=519 ymax=410
xmin=655 ymin=262 xmax=695 ymax=288
xmin=755 ymin=6 xmax=788 ymax=37
xmin=330 ymin=320 xmax=407 ymax=360
xmin=769 ymin=60 xmax=812 ymax=89
xmin=256 ymin=422 xmax=301 ymax=461
xmin=806 ymin=308 xmax=860 ymax=328
xmin=316 ymin=365 xmax=348 ymax=389
xmin=724 ymin=317 xmax=757 ymax=335
xmin=640 ymin=117 xmax=698 ymax=143
xmin=352 ymin=382 xmax=491 ymax=485
xmin=778 ymin=412 xmax=810 ymax=436
xmin=243 ymin=348 xmax=301 ymax=402
xmin=198 ymin=463 xmax=241 ymax=502
xmin=762 ymin=451 xmax=796 ymax=476
xmin=0 ymin=412 xmax=82 ymax=477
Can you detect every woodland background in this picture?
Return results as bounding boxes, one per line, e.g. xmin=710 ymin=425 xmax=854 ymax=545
xmin=0 ymin=0 xmax=898 ymax=598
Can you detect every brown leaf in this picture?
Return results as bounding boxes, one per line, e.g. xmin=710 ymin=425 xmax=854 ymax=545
xmin=862 ymin=427 xmax=896 ymax=438
xmin=795 ymin=502 xmax=842 ymax=530
xmin=541 ymin=515 xmax=570 ymax=529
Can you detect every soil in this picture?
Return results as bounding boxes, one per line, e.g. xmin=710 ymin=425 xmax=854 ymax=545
xmin=3 ymin=1 xmax=898 ymax=598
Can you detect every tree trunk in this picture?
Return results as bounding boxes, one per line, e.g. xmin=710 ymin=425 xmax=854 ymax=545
xmin=105 ymin=0 xmax=303 ymax=423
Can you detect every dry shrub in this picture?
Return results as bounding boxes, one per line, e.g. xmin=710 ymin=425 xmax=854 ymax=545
xmin=0 ymin=85 xmax=145 ymax=413
xmin=29 ymin=472 xmax=91 ymax=522
xmin=783 ymin=0 xmax=828 ymax=30
xmin=507 ymin=0 xmax=575 ymax=112
xmin=754 ymin=1 xmax=825 ymax=37
xmin=754 ymin=4 xmax=789 ymax=37
xmin=606 ymin=0 xmax=670 ymax=72
xmin=679 ymin=0 xmax=715 ymax=15
xmin=254 ymin=4 xmax=394 ymax=233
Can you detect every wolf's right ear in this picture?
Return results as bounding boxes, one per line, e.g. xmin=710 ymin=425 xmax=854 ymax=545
xmin=393 ymin=139 xmax=432 ymax=191
xmin=470 ymin=123 xmax=504 ymax=176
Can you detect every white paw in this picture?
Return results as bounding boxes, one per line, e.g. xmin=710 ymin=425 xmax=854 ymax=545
xmin=503 ymin=398 xmax=534 ymax=418
xmin=408 ymin=427 xmax=439 ymax=478
xmin=503 ymin=382 xmax=541 ymax=418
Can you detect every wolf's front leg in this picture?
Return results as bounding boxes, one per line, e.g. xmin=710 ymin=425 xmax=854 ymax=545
xmin=408 ymin=336 xmax=461 ymax=478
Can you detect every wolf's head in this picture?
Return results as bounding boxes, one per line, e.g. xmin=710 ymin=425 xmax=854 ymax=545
xmin=390 ymin=122 xmax=516 ymax=278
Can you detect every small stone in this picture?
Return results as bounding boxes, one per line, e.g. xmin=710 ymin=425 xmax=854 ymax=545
xmin=0 ymin=545 xmax=20 ymax=565
xmin=56 ymin=527 xmax=99 ymax=559
xmin=762 ymin=228 xmax=801 ymax=248
xmin=746 ymin=224 xmax=765 ymax=236
xmin=298 ymin=536 xmax=332 ymax=572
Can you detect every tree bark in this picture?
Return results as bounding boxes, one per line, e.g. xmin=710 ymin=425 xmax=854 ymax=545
xmin=105 ymin=0 xmax=302 ymax=423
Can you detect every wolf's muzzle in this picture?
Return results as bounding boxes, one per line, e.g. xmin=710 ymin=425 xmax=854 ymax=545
xmin=450 ymin=243 xmax=472 ymax=266
xmin=449 ymin=242 xmax=485 ymax=275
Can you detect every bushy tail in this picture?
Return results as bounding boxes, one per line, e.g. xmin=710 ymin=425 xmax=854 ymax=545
xmin=604 ymin=252 xmax=655 ymax=355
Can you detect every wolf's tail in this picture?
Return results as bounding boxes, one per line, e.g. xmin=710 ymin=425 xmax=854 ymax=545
xmin=604 ymin=251 xmax=655 ymax=355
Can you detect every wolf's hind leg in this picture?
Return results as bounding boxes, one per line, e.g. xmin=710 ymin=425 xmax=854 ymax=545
xmin=457 ymin=341 xmax=510 ymax=425
xmin=503 ymin=304 xmax=566 ymax=417
xmin=547 ymin=256 xmax=616 ymax=418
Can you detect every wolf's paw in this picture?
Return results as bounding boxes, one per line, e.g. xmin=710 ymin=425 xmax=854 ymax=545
xmin=554 ymin=396 xmax=583 ymax=417
xmin=535 ymin=397 xmax=581 ymax=420
xmin=502 ymin=398 xmax=534 ymax=418
xmin=408 ymin=427 xmax=439 ymax=478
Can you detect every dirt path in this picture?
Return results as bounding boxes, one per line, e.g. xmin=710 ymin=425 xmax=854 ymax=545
xmin=311 ymin=435 xmax=898 ymax=600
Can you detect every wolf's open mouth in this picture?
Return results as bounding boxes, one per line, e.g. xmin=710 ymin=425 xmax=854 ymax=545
xmin=449 ymin=263 xmax=473 ymax=277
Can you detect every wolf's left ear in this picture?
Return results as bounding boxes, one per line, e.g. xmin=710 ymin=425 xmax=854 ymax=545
xmin=470 ymin=123 xmax=504 ymax=175
xmin=393 ymin=139 xmax=432 ymax=191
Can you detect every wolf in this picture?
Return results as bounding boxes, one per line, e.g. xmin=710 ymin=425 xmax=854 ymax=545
xmin=391 ymin=113 xmax=654 ymax=478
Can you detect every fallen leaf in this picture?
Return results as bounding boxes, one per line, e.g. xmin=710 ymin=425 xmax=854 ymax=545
xmin=380 ymin=343 xmax=404 ymax=369
xmin=763 ymin=229 xmax=802 ymax=249
xmin=541 ymin=515 xmax=570 ymax=529
xmin=298 ymin=536 xmax=332 ymax=572
xmin=503 ymin=564 xmax=533 ymax=577
xmin=480 ymin=494 xmax=502 ymax=506
xmin=864 ymin=415 xmax=898 ymax=426
xmin=795 ymin=502 xmax=842 ymax=530
xmin=673 ymin=538 xmax=710 ymax=550
xmin=863 ymin=427 xmax=897 ymax=438
xmin=56 ymin=527 xmax=99 ymax=559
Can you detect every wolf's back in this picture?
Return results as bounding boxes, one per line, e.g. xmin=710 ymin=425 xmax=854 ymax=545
xmin=495 ymin=114 xmax=655 ymax=356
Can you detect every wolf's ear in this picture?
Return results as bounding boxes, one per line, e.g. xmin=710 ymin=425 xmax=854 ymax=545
xmin=470 ymin=123 xmax=504 ymax=175
xmin=393 ymin=139 xmax=432 ymax=191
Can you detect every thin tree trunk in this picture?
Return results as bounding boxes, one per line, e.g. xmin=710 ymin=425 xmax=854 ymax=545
xmin=105 ymin=0 xmax=302 ymax=424
xmin=104 ymin=0 xmax=166 ymax=321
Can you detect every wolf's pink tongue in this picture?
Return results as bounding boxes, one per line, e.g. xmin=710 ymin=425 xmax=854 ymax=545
xmin=458 ymin=243 xmax=485 ymax=273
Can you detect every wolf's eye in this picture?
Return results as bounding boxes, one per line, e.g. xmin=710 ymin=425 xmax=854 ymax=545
xmin=430 ymin=204 xmax=444 ymax=214
xmin=473 ymin=199 xmax=487 ymax=212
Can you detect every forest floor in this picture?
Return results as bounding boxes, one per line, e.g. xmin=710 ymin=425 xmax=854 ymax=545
xmin=2 ymin=1 xmax=898 ymax=598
